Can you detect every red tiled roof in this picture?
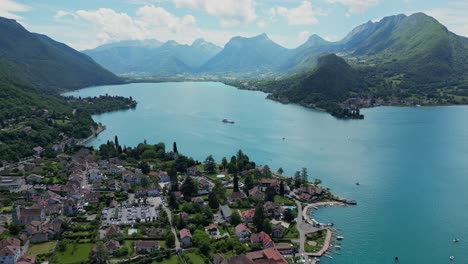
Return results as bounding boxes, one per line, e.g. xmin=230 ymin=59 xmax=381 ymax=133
xmin=235 ymin=223 xmax=250 ymax=234
xmin=241 ymin=209 xmax=255 ymax=219
xmin=180 ymin=228 xmax=192 ymax=239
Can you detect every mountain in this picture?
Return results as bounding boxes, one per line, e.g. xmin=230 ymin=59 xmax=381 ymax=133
xmin=0 ymin=17 xmax=122 ymax=93
xmin=84 ymin=39 xmax=222 ymax=75
xmin=89 ymin=39 xmax=163 ymax=52
xmin=199 ymin=33 xmax=289 ymax=74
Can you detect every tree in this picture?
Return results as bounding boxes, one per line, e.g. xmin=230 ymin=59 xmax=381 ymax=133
xmin=283 ymin=209 xmax=295 ymax=222
xmin=233 ymin=174 xmax=239 ymax=192
xmin=165 ymin=230 xmax=175 ymax=249
xmin=263 ymin=219 xmax=272 ymax=234
xmin=262 ymin=165 xmax=272 ymax=178
xmin=314 ymin=178 xmax=322 ymax=186
xmin=173 ymin=142 xmax=178 ymax=153
xmin=294 ymin=171 xmax=302 ymax=188
xmin=212 ymin=181 xmax=226 ymax=204
xmin=252 ymin=203 xmax=264 ymax=232
xmin=227 ymin=156 xmax=238 ymax=174
xmin=221 ymin=157 xmax=228 ymax=171
xmin=244 ymin=174 xmax=254 ymax=193
xmin=264 ymin=186 xmax=276 ymax=202
xmin=277 ymin=167 xmax=284 ymax=175
xmin=180 ymin=176 xmax=197 ymax=200
xmin=138 ymin=161 xmax=150 ymax=174
xmin=89 ymin=241 xmax=108 ymax=264
xmin=204 ymin=155 xmax=216 ymax=174
xmin=301 ymin=167 xmax=308 ymax=184
xmin=141 ymin=175 xmax=150 ymax=187
xmin=114 ymin=135 xmax=120 ymax=150
xmin=169 ymin=192 xmax=178 ymax=209
xmin=230 ymin=210 xmax=242 ymax=226
xmin=208 ymin=192 xmax=219 ymax=209
xmin=192 ymin=230 xmax=211 ymax=255
xmin=57 ymin=240 xmax=67 ymax=252
xmin=279 ymin=180 xmax=285 ymax=196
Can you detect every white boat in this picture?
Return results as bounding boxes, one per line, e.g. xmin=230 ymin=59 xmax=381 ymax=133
xmin=336 ymin=236 xmax=344 ymax=240
xmin=453 ymin=238 xmax=459 ymax=243
xmin=449 ymin=256 xmax=455 ymax=260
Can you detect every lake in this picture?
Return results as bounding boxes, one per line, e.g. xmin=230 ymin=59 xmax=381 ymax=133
xmin=65 ymin=82 xmax=468 ymax=263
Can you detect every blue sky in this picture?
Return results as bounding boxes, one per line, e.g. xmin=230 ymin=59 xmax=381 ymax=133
xmin=1 ymin=0 xmax=467 ymax=50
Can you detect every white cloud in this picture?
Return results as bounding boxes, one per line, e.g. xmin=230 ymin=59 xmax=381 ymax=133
xmin=425 ymin=2 xmax=468 ymax=38
xmin=269 ymin=1 xmax=324 ymax=26
xmin=297 ymin=30 xmax=310 ymax=43
xmin=256 ymin=20 xmax=266 ymax=28
xmin=327 ymin=0 xmax=379 ymax=14
xmin=171 ymin=0 xmax=256 ymax=27
xmin=0 ymin=0 xmax=29 ymax=20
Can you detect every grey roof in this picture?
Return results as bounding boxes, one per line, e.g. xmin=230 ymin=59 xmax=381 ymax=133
xmin=220 ymin=205 xmax=232 ymax=218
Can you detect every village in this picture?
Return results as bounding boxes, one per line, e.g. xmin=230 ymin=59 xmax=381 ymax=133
xmin=0 ymin=139 xmax=354 ymax=264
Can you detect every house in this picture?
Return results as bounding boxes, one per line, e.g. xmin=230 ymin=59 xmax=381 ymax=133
xmin=135 ymin=241 xmax=160 ymax=254
xmin=27 ymin=174 xmax=44 ymax=182
xmin=228 ymin=191 xmax=247 ymax=202
xmin=179 ymin=228 xmax=192 ymax=247
xmin=105 ymin=240 xmax=120 ymax=254
xmin=213 ymin=254 xmax=226 ymax=264
xmin=275 ymin=243 xmax=294 ymax=255
xmin=0 ymin=238 xmax=21 ymax=264
xmin=241 ymin=209 xmax=255 ymax=222
xmin=259 ymin=178 xmax=280 ymax=192
xmin=157 ymin=171 xmax=170 ymax=182
xmin=205 ymin=224 xmax=219 ymax=236
xmin=219 ymin=205 xmax=232 ymax=221
xmin=108 ymin=165 xmax=125 ymax=175
xmin=0 ymin=177 xmax=25 ymax=191
xmin=198 ymin=179 xmax=211 ymax=190
xmin=235 ymin=223 xmax=251 ymax=240
xmin=107 ymin=179 xmax=121 ymax=191
xmin=17 ymin=254 xmax=36 ymax=264
xmin=84 ymin=192 xmax=100 ymax=204
xmin=186 ymin=167 xmax=202 ymax=176
xmin=179 ymin=212 xmax=190 ymax=222
xmin=223 ymin=255 xmax=254 ymax=264
xmin=88 ymin=168 xmax=106 ymax=181
xmin=106 ymin=225 xmax=121 ymax=238
xmin=271 ymin=224 xmax=286 ymax=238
xmin=248 ymin=188 xmax=264 ymax=199
xmin=33 ymin=146 xmax=44 ymax=156
xmin=191 ymin=197 xmax=204 ymax=204
xmin=12 ymin=206 xmax=46 ymax=225
xmin=246 ymin=247 xmax=288 ymax=264
xmin=263 ymin=202 xmax=283 ymax=219
xmin=143 ymin=227 xmax=164 ymax=239
xmin=250 ymin=231 xmax=275 ymax=249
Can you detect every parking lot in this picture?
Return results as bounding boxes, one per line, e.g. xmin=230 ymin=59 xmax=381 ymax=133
xmin=101 ymin=197 xmax=162 ymax=226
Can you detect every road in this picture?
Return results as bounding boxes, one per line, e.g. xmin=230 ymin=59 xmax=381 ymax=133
xmin=295 ymin=201 xmax=310 ymax=264
xmin=163 ymin=205 xmax=181 ymax=250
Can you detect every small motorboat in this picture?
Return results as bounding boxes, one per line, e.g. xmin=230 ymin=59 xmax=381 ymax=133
xmin=453 ymin=238 xmax=459 ymax=243
xmin=336 ymin=236 xmax=344 ymax=240
xmin=334 ymin=245 xmax=341 ymax=250
xmin=394 ymin=256 xmax=399 ymax=262
xmin=222 ymin=118 xmax=235 ymax=124
xmin=449 ymin=256 xmax=455 ymax=260
xmin=355 ymin=182 xmax=360 ymax=186
xmin=327 ymin=222 xmax=334 ymax=227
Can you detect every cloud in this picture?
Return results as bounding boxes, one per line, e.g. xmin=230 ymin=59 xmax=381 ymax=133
xmin=269 ymin=1 xmax=325 ymax=25
xmin=0 ymin=0 xmax=29 ymax=20
xmin=327 ymin=0 xmax=379 ymax=14
xmin=171 ymin=0 xmax=256 ymax=27
xmin=425 ymin=2 xmax=468 ymax=38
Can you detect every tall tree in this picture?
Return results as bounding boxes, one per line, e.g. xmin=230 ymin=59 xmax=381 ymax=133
xmin=165 ymin=230 xmax=175 ymax=249
xmin=138 ymin=161 xmax=150 ymax=174
xmin=244 ymin=174 xmax=254 ymax=193
xmin=114 ymin=135 xmax=120 ymax=150
xmin=228 ymin=156 xmax=238 ymax=174
xmin=204 ymin=155 xmax=216 ymax=174
xmin=180 ymin=176 xmax=197 ymax=200
xmin=231 ymin=210 xmax=242 ymax=226
xmin=233 ymin=174 xmax=239 ymax=192
xmin=208 ymin=192 xmax=219 ymax=209
xmin=173 ymin=142 xmax=178 ymax=154
xmin=263 ymin=165 xmax=272 ymax=178
xmin=301 ymin=168 xmax=308 ymax=184
xmin=294 ymin=171 xmax=302 ymax=188
xmin=221 ymin=157 xmax=228 ymax=171
xmin=264 ymin=186 xmax=276 ymax=202
xmin=263 ymin=219 xmax=272 ymax=234
xmin=169 ymin=192 xmax=178 ymax=209
xmin=253 ymin=203 xmax=265 ymax=232
xmin=279 ymin=180 xmax=285 ymax=196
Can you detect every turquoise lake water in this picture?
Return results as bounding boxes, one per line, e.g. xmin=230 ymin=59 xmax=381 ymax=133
xmin=66 ymin=82 xmax=468 ymax=263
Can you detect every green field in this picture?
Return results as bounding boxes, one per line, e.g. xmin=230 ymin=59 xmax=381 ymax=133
xmin=28 ymin=241 xmax=57 ymax=255
xmin=274 ymin=195 xmax=295 ymax=205
xmin=153 ymin=255 xmax=182 ymax=264
xmin=183 ymin=252 xmax=206 ymax=264
xmin=54 ymin=243 xmax=93 ymax=264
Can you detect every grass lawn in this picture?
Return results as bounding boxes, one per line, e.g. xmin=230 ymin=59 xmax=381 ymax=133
xmin=28 ymin=241 xmax=57 ymax=255
xmin=274 ymin=195 xmax=295 ymax=206
xmin=123 ymin=240 xmax=135 ymax=256
xmin=305 ymin=230 xmax=326 ymax=253
xmin=183 ymin=252 xmax=205 ymax=264
xmin=284 ymin=224 xmax=299 ymax=239
xmin=54 ymin=243 xmax=93 ymax=264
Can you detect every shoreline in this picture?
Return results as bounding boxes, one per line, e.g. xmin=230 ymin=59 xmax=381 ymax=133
xmin=78 ymin=124 xmax=106 ymax=146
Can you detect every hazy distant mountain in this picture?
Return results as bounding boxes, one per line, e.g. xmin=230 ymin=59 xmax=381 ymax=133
xmin=0 ymin=17 xmax=121 ymax=92
xmin=199 ymin=33 xmax=289 ymax=73
xmin=84 ymin=39 xmax=221 ymax=75
xmin=89 ymin=39 xmax=163 ymax=52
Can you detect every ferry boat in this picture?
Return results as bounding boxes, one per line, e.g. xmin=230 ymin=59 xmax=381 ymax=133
xmin=222 ymin=118 xmax=235 ymax=124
